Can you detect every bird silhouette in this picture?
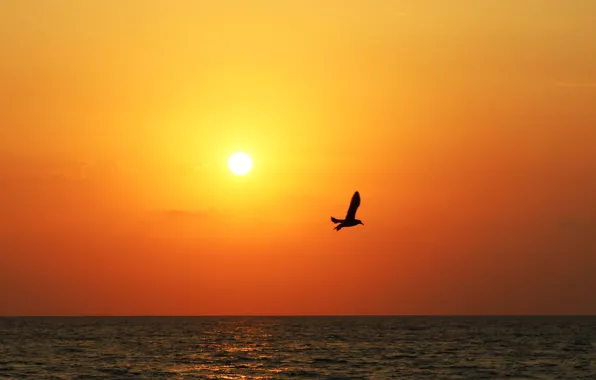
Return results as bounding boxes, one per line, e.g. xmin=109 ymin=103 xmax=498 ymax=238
xmin=331 ymin=191 xmax=364 ymax=231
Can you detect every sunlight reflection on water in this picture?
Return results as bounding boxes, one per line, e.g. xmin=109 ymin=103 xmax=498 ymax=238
xmin=1 ymin=316 xmax=595 ymax=379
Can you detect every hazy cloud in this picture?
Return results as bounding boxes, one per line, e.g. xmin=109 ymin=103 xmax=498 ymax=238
xmin=557 ymin=218 xmax=596 ymax=232
xmin=0 ymin=159 xmax=133 ymax=181
xmin=554 ymin=82 xmax=596 ymax=88
xmin=162 ymin=209 xmax=212 ymax=220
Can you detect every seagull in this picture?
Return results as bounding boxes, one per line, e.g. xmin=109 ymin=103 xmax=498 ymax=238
xmin=331 ymin=191 xmax=364 ymax=231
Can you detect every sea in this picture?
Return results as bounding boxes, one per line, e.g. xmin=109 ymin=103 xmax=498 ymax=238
xmin=1 ymin=316 xmax=595 ymax=379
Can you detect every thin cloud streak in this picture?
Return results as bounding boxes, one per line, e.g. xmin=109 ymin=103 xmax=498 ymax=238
xmin=554 ymin=81 xmax=596 ymax=88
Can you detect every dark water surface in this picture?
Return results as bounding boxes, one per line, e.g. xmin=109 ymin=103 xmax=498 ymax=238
xmin=1 ymin=316 xmax=595 ymax=379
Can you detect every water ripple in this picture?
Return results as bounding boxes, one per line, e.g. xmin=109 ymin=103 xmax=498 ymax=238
xmin=1 ymin=316 xmax=595 ymax=379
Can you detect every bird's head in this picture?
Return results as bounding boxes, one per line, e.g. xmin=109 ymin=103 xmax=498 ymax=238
xmin=356 ymin=219 xmax=364 ymax=225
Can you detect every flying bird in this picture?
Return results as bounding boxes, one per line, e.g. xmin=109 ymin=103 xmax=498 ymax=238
xmin=331 ymin=191 xmax=364 ymax=231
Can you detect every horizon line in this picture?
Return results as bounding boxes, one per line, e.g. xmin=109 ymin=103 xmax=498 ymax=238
xmin=2 ymin=314 xmax=596 ymax=318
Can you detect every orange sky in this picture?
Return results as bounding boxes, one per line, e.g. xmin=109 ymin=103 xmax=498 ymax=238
xmin=1 ymin=0 xmax=595 ymax=315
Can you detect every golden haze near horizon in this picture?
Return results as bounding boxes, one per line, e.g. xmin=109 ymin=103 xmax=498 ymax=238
xmin=1 ymin=0 xmax=595 ymax=316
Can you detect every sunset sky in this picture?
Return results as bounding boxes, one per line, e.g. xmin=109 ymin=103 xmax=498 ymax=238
xmin=1 ymin=0 xmax=595 ymax=316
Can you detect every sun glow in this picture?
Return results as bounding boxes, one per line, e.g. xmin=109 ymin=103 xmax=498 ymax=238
xmin=228 ymin=152 xmax=253 ymax=176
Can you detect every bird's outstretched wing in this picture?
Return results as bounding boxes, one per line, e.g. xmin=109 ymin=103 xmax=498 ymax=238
xmin=345 ymin=191 xmax=361 ymax=220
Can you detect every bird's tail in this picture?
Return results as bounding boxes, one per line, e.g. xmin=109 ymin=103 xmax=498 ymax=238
xmin=331 ymin=217 xmax=342 ymax=224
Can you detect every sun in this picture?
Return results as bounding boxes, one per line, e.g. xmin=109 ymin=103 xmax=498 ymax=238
xmin=227 ymin=152 xmax=253 ymax=176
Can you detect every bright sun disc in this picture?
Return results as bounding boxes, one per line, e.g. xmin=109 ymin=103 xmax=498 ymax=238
xmin=228 ymin=152 xmax=253 ymax=175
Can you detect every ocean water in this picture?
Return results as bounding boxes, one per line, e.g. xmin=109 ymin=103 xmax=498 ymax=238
xmin=1 ymin=316 xmax=595 ymax=379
